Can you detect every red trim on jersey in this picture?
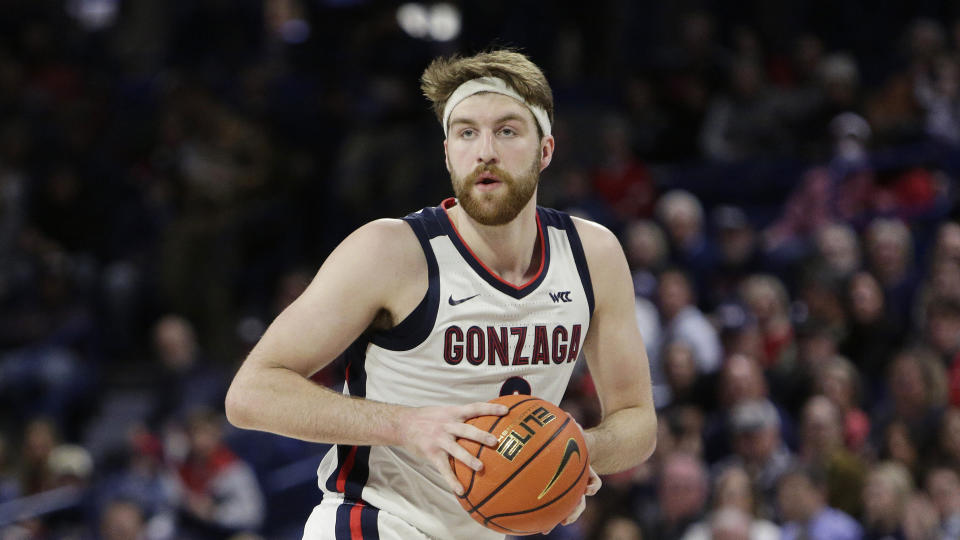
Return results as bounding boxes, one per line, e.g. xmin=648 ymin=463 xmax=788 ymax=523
xmin=336 ymin=446 xmax=358 ymax=492
xmin=441 ymin=197 xmax=546 ymax=290
xmin=350 ymin=501 xmax=365 ymax=539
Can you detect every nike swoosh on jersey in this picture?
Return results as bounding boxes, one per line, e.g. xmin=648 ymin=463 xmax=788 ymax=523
xmin=537 ymin=438 xmax=581 ymax=500
xmin=448 ymin=294 xmax=479 ymax=306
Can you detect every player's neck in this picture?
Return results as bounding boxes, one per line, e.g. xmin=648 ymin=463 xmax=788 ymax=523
xmin=451 ymin=200 xmax=540 ymax=286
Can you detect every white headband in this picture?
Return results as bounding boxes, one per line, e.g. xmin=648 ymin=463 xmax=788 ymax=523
xmin=441 ymin=76 xmax=551 ymax=138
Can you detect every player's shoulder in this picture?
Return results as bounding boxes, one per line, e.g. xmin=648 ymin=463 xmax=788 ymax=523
xmin=335 ymin=218 xmax=426 ymax=274
xmin=569 ymin=215 xmax=623 ymax=258
xmin=352 ymin=217 xmax=417 ymax=241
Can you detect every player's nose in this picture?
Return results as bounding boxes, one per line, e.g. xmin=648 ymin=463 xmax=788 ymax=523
xmin=476 ymin=131 xmax=498 ymax=165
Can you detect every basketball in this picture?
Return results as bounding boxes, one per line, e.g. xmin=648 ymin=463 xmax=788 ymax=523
xmin=451 ymin=394 xmax=590 ymax=535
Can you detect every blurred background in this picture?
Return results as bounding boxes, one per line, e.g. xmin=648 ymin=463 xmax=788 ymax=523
xmin=1 ymin=0 xmax=960 ymax=539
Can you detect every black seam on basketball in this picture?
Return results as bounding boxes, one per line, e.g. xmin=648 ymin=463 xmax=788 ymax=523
xmin=461 ymin=397 xmax=540 ymax=499
xmin=468 ymin=416 xmax=573 ymax=514
xmin=467 ymin=469 xmax=529 ymax=535
xmin=473 ymin=510 xmax=526 ymax=534
xmin=485 ymin=458 xmax=589 ymax=526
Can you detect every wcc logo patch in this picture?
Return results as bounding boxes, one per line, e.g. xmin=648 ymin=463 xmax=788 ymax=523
xmin=549 ymin=291 xmax=572 ymax=303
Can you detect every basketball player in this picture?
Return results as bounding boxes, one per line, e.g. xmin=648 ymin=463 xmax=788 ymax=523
xmin=225 ymin=50 xmax=657 ymax=539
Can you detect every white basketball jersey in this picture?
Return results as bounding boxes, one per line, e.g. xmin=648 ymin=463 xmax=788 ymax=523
xmin=315 ymin=198 xmax=594 ymax=539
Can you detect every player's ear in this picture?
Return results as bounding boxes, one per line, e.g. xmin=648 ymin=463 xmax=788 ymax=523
xmin=539 ymin=135 xmax=555 ymax=172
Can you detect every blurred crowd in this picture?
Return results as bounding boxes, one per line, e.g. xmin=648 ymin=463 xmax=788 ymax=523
xmin=1 ymin=1 xmax=960 ymax=539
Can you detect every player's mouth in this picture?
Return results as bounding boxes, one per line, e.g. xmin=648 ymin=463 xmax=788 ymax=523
xmin=474 ymin=172 xmax=503 ymax=192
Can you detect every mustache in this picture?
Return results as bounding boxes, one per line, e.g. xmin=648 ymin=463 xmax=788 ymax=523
xmin=464 ymin=164 xmax=513 ymax=184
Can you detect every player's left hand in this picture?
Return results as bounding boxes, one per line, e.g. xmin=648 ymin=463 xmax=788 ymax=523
xmin=558 ymin=466 xmax=601 ymax=527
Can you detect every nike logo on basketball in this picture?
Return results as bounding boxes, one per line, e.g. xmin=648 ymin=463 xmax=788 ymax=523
xmin=537 ymin=438 xmax=581 ymax=499
xmin=448 ymin=294 xmax=479 ymax=306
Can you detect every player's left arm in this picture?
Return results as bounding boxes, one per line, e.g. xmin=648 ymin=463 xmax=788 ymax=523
xmin=574 ymin=217 xmax=657 ymax=474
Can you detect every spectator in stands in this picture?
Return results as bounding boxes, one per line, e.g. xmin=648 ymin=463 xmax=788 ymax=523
xmin=814 ymin=223 xmax=862 ymax=281
xmin=681 ymin=465 xmax=780 ymax=540
xmin=777 ymin=465 xmax=862 ymax=540
xmin=553 ymin=167 xmax=619 ymax=233
xmin=920 ymin=221 xmax=960 ymax=308
xmin=873 ymin=348 xmax=947 ymax=472
xmin=623 ymin=220 xmax=667 ymax=392
xmin=39 ymin=444 xmax=96 ymax=538
xmin=0 ymin=248 xmax=96 ymax=431
xmin=149 ymin=315 xmax=228 ymax=427
xmin=664 ymin=9 xmax=732 ymax=93
xmin=656 ymin=190 xmax=717 ymax=296
xmin=914 ymin=35 xmax=960 ymax=144
xmin=920 ymin=256 xmax=960 ymax=315
xmin=653 ymin=10 xmax=725 ymax=161
xmin=934 ymin=221 xmax=960 ymax=262
xmin=657 ymin=268 xmax=722 ymax=376
xmin=816 ymin=358 xmax=871 ymax=453
xmin=814 ymin=58 xmax=865 ymax=154
xmin=623 ymin=75 xmax=667 ymax=159
xmin=173 ymin=408 xmax=264 ymax=537
xmin=934 ymin=407 xmax=960 ymax=468
xmin=715 ymin=303 xmax=765 ymax=362
xmin=798 ymin=396 xmax=866 ymax=517
xmin=928 ymin=298 xmax=960 ymax=365
xmin=706 ymin=508 xmax=754 ymax=540
xmin=925 ymin=465 xmax=960 ymax=539
xmin=704 ymin=353 xmax=794 ymax=463
xmin=739 ymin=274 xmax=795 ymax=370
xmin=641 ymin=452 xmax=710 ymax=540
xmin=841 ymin=271 xmax=906 ymax=395
xmin=707 ymin=205 xmax=766 ymax=309
xmin=45 ymin=444 xmax=93 ymax=490
xmin=902 ymin=494 xmax=942 ymax=540
xmin=795 ymin=270 xmax=848 ymax=337
xmin=19 ymin=417 xmax=59 ymax=496
xmin=660 ymin=340 xmax=710 ymax=411
xmin=99 ymin=499 xmax=147 ymax=540
xmin=862 ymin=461 xmax=914 ymax=540
xmin=661 ymin=405 xmax=706 ymax=459
xmin=914 ymin=221 xmax=960 ymax=328
xmin=715 ymin=399 xmax=796 ymax=519
xmin=97 ymin=426 xmax=177 ymax=539
xmin=763 ymin=112 xmax=876 ymax=263
xmin=591 ymin=115 xmax=656 ymax=222
xmin=881 ymin=420 xmax=922 ymax=480
xmin=772 ymin=319 xmax=842 ymax=415
xmin=597 ymin=515 xmax=645 ymax=540
xmin=864 ymin=218 xmax=921 ymax=330
xmin=928 ymin=300 xmax=960 ymax=409
xmin=700 ymin=58 xmax=789 ymax=161
xmin=906 ymin=17 xmax=948 ymax=79
xmin=623 ymin=219 xmax=669 ymax=300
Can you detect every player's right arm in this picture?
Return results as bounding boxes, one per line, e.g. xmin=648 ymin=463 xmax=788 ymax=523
xmin=224 ymin=219 xmax=505 ymax=494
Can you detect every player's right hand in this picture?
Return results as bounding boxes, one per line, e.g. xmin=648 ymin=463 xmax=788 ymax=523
xmin=396 ymin=402 xmax=509 ymax=495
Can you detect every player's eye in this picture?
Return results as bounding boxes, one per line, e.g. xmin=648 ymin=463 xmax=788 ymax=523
xmin=499 ymin=127 xmax=517 ymax=137
xmin=460 ymin=128 xmax=476 ymax=138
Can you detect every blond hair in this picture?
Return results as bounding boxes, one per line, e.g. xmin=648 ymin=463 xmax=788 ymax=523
xmin=868 ymin=461 xmax=914 ymax=511
xmin=420 ymin=49 xmax=554 ymax=135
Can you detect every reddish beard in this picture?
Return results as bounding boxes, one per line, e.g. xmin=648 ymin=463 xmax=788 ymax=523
xmin=451 ymin=157 xmax=540 ymax=226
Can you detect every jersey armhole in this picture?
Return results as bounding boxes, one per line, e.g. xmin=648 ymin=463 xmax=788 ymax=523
xmin=557 ymin=212 xmax=596 ymax=318
xmin=368 ymin=216 xmax=440 ymax=351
